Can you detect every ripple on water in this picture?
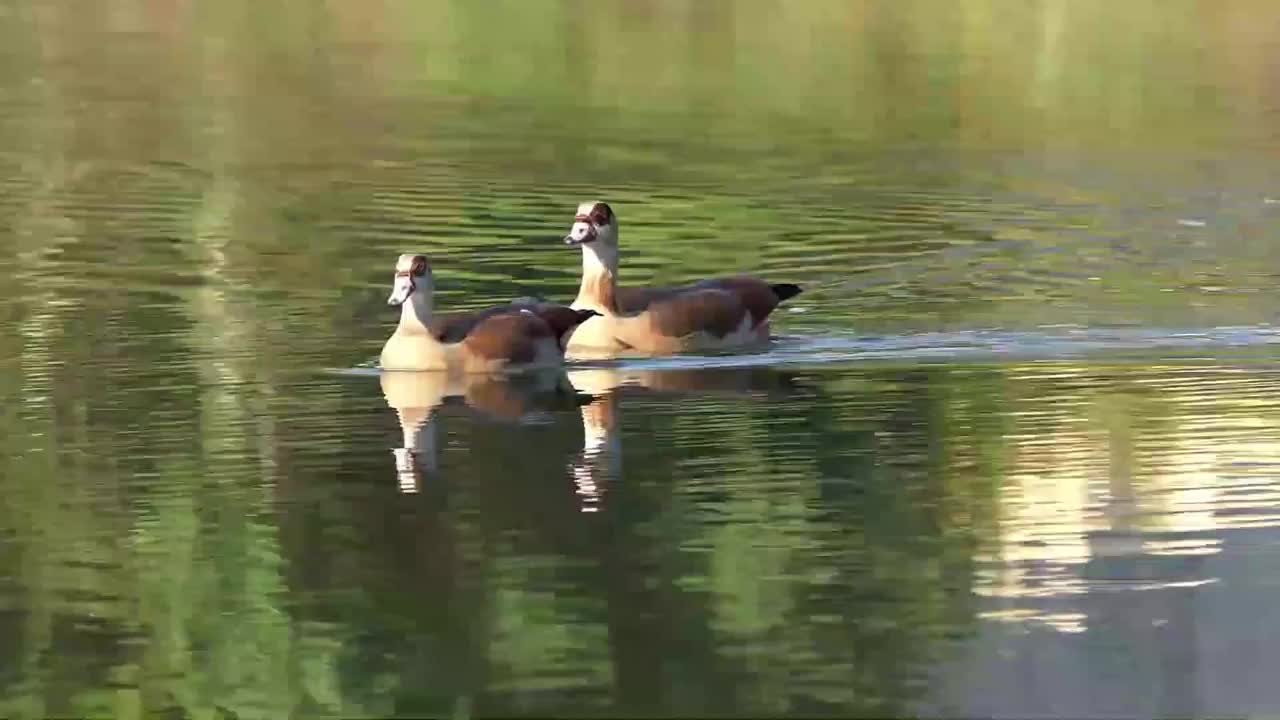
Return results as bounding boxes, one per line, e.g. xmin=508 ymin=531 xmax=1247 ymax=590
xmin=554 ymin=325 xmax=1280 ymax=375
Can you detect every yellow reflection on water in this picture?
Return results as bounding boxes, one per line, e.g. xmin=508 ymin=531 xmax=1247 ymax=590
xmin=974 ymin=363 xmax=1280 ymax=632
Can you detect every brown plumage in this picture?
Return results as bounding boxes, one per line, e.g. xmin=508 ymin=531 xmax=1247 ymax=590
xmin=457 ymin=312 xmax=552 ymax=363
xmin=613 ymin=276 xmax=793 ymax=339
xmin=433 ymin=304 xmax=599 ymax=350
xmin=643 ymin=288 xmax=744 ymax=339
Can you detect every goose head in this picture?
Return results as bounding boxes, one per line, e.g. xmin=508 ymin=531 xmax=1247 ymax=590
xmin=564 ymin=201 xmax=619 ymax=271
xmin=387 ymin=253 xmax=433 ymax=306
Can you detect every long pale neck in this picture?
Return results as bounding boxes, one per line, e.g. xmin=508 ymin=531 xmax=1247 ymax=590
xmin=398 ymin=291 xmax=434 ymax=334
xmin=574 ymin=246 xmax=618 ymax=313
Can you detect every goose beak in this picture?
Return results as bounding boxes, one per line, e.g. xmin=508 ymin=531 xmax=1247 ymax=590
xmin=387 ymin=273 xmax=414 ymax=306
xmin=564 ymin=219 xmax=596 ymax=247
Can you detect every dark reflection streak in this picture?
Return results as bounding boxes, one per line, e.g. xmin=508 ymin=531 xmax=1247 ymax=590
xmin=281 ymin=378 xmax=486 ymax=716
xmin=598 ymin=514 xmax=669 ymax=713
xmin=1084 ymin=383 xmax=1207 ymax=717
xmin=389 ymin=476 xmax=473 ymax=714
xmin=441 ymin=491 xmax=490 ymax=718
xmin=590 ymin=400 xmax=726 ymax=715
xmin=565 ymin=367 xmax=814 ymax=512
xmin=786 ymin=365 xmax=1004 ymax=713
xmin=565 ymin=367 xmax=815 ymax=713
xmin=1156 ymin=571 xmax=1202 ymax=719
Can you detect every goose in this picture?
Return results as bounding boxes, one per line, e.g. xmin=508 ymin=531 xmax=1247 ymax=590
xmin=561 ymin=201 xmax=802 ymax=357
xmin=381 ymin=253 xmax=598 ymax=372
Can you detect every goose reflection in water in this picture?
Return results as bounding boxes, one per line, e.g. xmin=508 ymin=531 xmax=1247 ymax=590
xmin=379 ymin=363 xmax=805 ymax=506
xmin=565 ymin=366 xmax=807 ymax=512
xmin=379 ymin=369 xmax=590 ymax=493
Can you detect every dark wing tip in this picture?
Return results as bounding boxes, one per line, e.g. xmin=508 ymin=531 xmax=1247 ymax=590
xmin=770 ymin=283 xmax=803 ymax=302
xmin=524 ymin=305 xmax=599 ymax=344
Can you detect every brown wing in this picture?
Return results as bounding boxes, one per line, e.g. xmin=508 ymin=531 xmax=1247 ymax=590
xmin=429 ymin=305 xmax=527 ymax=343
xmin=460 ymin=312 xmax=554 ymax=363
xmin=614 ymin=285 xmax=676 ymax=314
xmin=643 ymin=288 xmax=748 ymax=339
xmin=522 ymin=304 xmax=599 ymax=343
xmin=617 ymin=276 xmax=795 ymax=328
xmin=690 ymin=277 xmax=786 ymax=327
xmin=431 ymin=299 xmax=599 ymax=345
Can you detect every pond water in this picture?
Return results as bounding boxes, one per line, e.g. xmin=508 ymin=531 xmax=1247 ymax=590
xmin=3 ymin=0 xmax=1280 ymax=717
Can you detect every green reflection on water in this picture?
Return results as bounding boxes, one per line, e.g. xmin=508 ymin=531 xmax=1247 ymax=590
xmin=2 ymin=0 xmax=1280 ymax=717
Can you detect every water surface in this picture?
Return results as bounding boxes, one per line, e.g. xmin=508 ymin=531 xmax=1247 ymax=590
xmin=3 ymin=1 xmax=1280 ymax=717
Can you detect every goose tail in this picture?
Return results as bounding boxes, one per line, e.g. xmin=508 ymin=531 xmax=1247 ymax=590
xmin=770 ymin=283 xmax=803 ymax=303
